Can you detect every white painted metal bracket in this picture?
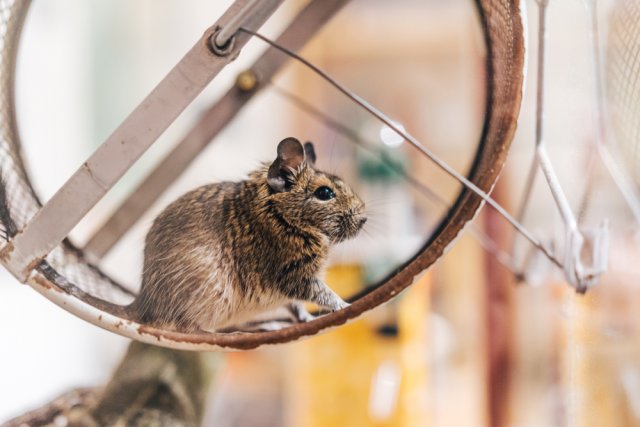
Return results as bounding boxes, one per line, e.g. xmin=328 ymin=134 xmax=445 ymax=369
xmin=514 ymin=0 xmax=609 ymax=292
xmin=0 ymin=0 xmax=284 ymax=282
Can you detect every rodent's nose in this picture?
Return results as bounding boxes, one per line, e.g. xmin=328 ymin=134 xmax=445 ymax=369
xmin=358 ymin=217 xmax=367 ymax=229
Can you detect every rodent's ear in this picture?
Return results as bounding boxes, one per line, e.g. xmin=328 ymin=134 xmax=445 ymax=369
xmin=303 ymin=142 xmax=316 ymax=165
xmin=268 ymin=137 xmax=305 ymax=192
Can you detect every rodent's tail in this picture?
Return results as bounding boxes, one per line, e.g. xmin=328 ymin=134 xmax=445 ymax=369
xmin=63 ymin=281 xmax=136 ymax=321
xmin=36 ymin=261 xmax=135 ymax=321
xmin=59 ymin=283 xmax=135 ymax=321
xmin=79 ymin=292 xmax=132 ymax=319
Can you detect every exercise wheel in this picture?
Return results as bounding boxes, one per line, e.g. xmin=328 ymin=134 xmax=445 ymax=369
xmin=0 ymin=0 xmax=525 ymax=350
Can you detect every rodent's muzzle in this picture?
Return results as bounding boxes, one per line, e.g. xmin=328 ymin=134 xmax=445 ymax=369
xmin=357 ymin=217 xmax=367 ymax=229
xmin=335 ymin=211 xmax=367 ymax=242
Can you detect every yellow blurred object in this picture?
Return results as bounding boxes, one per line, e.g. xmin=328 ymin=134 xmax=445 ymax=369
xmin=285 ymin=264 xmax=430 ymax=427
xmin=562 ymin=282 xmax=638 ymax=427
xmin=235 ymin=70 xmax=258 ymax=92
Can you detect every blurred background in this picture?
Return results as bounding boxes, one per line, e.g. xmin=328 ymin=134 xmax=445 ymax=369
xmin=1 ymin=0 xmax=640 ymax=426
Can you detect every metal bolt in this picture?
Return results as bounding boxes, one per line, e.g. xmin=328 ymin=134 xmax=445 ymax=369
xmin=208 ymin=27 xmax=236 ymax=57
xmin=236 ymin=70 xmax=258 ymax=92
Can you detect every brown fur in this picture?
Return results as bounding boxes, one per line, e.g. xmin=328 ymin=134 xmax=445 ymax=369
xmin=127 ymin=138 xmax=366 ymax=332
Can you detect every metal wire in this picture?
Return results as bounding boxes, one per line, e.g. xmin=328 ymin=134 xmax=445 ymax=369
xmin=213 ymin=0 xmax=281 ymax=48
xmin=240 ymin=27 xmax=564 ymax=270
xmin=270 ymin=83 xmax=521 ymax=274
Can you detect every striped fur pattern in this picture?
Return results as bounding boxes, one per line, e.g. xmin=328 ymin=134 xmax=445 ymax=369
xmin=128 ymin=138 xmax=366 ymax=332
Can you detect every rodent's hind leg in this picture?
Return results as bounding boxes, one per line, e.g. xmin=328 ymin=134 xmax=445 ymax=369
xmin=305 ymin=280 xmax=349 ymax=312
xmin=287 ymin=302 xmax=315 ymax=323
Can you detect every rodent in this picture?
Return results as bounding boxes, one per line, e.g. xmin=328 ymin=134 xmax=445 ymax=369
xmin=126 ymin=137 xmax=367 ymax=332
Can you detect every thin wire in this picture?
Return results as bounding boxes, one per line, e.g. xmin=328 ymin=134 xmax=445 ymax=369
xmin=239 ymin=27 xmax=564 ymax=269
xmin=270 ymin=83 xmax=520 ymax=274
xmin=510 ymin=0 xmax=545 ymax=267
xmin=531 ymin=0 xmax=578 ymax=231
xmin=214 ymin=0 xmax=279 ymax=48
xmin=512 ymin=157 xmax=539 ymax=274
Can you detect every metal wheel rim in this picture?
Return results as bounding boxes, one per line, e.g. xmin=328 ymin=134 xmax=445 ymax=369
xmin=0 ymin=0 xmax=525 ymax=350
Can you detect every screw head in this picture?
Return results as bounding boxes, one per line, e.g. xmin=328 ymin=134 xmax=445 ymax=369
xmin=236 ymin=70 xmax=258 ymax=92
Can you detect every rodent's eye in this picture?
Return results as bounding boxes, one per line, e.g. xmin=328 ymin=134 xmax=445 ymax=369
xmin=314 ymin=186 xmax=336 ymax=201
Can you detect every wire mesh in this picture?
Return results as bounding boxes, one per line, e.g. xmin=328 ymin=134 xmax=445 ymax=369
xmin=607 ymin=0 xmax=640 ymax=186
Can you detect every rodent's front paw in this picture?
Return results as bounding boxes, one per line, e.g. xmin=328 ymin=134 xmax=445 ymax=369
xmin=288 ymin=302 xmax=315 ymax=323
xmin=296 ymin=310 xmax=315 ymax=322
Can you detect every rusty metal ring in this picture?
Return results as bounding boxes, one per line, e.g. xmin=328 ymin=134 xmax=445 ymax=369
xmin=0 ymin=0 xmax=525 ymax=351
